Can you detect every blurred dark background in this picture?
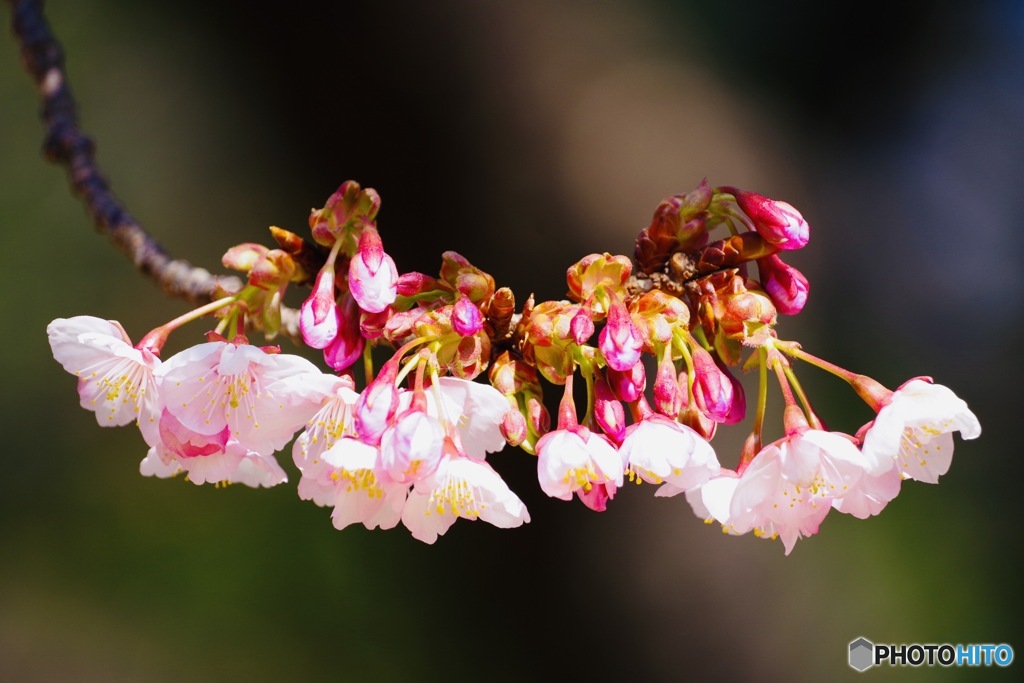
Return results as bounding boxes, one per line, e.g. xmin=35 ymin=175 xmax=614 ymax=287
xmin=2 ymin=1 xmax=1020 ymax=680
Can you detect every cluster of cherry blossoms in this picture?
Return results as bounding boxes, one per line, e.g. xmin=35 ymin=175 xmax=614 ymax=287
xmin=47 ymin=179 xmax=980 ymax=551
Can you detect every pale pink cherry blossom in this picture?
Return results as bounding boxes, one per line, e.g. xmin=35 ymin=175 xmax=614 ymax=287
xmin=158 ymin=340 xmax=326 ymax=456
xmin=536 ymin=372 xmax=624 ymax=503
xmin=725 ymin=429 xmax=867 ymax=554
xmin=47 ymin=315 xmax=162 ymax=443
xmin=536 ymin=426 xmax=623 ymax=501
xmin=401 ymin=444 xmax=530 ymax=544
xmin=859 ymin=378 xmax=981 ymax=484
xmin=831 ymin=466 xmax=902 ymax=519
xmin=347 ymin=227 xmax=398 ymax=313
xmin=140 ymin=410 xmax=287 ymax=487
xmin=292 ymin=375 xmax=363 ymax=505
xmin=321 ymin=437 xmax=408 ymax=532
xmin=425 ymin=377 xmax=510 ymax=460
xmin=619 ymin=413 xmax=720 ymax=491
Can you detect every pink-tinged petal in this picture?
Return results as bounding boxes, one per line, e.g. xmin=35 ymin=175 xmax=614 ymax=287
xmin=401 ymin=490 xmax=453 ymax=544
xmin=331 ymin=477 xmax=407 ymax=532
xmin=140 ymin=447 xmax=181 ymax=479
xmin=536 ymin=427 xmax=622 ymax=501
xmin=428 ymin=377 xmax=509 ymax=459
xmin=379 ymin=411 xmax=446 ymax=484
xmin=861 ymin=379 xmax=979 ymax=483
xmin=48 ymin=317 xmax=162 ymax=434
xmin=401 ymin=456 xmax=529 ymax=542
xmin=620 ymin=416 xmax=720 ymax=490
xmin=157 ymin=409 xmax=229 ymax=457
xmin=832 ymin=467 xmax=902 ymax=519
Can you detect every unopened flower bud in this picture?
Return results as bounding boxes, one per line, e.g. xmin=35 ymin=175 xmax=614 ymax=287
xmin=653 ymin=354 xmax=683 ymax=417
xmin=300 ymin=266 xmax=340 ymax=349
xmin=570 ymin=308 xmax=595 ymax=345
xmin=690 ymin=345 xmax=735 ymax=423
xmin=396 ymin=271 xmax=441 ymax=297
xmin=599 ymin=301 xmax=643 ymax=372
xmin=452 ymin=296 xmax=484 ymax=337
xmin=757 ymin=254 xmax=809 ymax=315
xmin=527 ymin=396 xmax=551 ymax=437
xmin=501 ymin=409 xmax=528 ymax=447
xmin=360 ymin=308 xmax=389 ymax=340
xmin=323 ymin=308 xmax=364 ymax=372
xmin=607 ymin=362 xmax=646 ymax=403
xmin=593 ymin=374 xmax=626 ymax=443
xmin=732 ymin=189 xmax=809 ymax=251
xmin=222 ymin=243 xmax=269 ymax=273
xmin=348 ymin=228 xmax=398 ymax=313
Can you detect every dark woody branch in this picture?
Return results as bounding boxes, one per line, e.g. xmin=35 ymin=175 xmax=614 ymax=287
xmin=7 ymin=0 xmax=305 ymax=338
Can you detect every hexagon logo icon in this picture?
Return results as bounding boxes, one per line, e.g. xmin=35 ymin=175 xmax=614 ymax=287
xmin=849 ymin=637 xmax=875 ymax=672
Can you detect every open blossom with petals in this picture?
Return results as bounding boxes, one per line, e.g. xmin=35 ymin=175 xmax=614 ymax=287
xmin=140 ymin=409 xmax=287 ymax=487
xmin=831 ymin=467 xmax=902 ymax=519
xmin=322 ymin=437 xmax=408 ymax=532
xmin=292 ymin=375 xmax=363 ymax=505
xmin=347 ymin=228 xmax=398 ymax=313
xmin=859 ymin=378 xmax=980 ymax=483
xmin=158 ymin=340 xmax=326 ymax=456
xmin=402 ymin=451 xmax=529 ymax=544
xmin=426 ymin=377 xmax=510 ymax=460
xmin=48 ymin=316 xmax=161 ymax=443
xmin=691 ymin=430 xmax=869 ymax=554
xmin=536 ymin=426 xmax=623 ymax=501
xmin=620 ymin=415 xmax=720 ymax=491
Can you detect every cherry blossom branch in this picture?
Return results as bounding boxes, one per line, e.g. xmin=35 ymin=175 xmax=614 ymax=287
xmin=5 ymin=0 xmax=308 ymax=335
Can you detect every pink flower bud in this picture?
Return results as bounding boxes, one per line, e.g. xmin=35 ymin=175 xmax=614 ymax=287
xmin=348 ymin=228 xmax=398 ymax=313
xmin=501 ymin=409 xmax=528 ymax=447
xmin=593 ymin=374 xmax=626 ymax=443
xmin=527 ymin=396 xmax=550 ymax=437
xmin=607 ymin=362 xmax=646 ymax=403
xmin=599 ymin=301 xmax=643 ymax=372
xmin=653 ymin=355 xmax=683 ymax=417
xmin=360 ymin=308 xmax=389 ymax=340
xmin=396 ymin=271 xmax=441 ymax=297
xmin=323 ymin=294 xmax=365 ymax=372
xmin=733 ymin=190 xmax=809 ymax=250
xmin=299 ymin=266 xmax=339 ymax=349
xmin=570 ymin=308 xmax=595 ymax=345
xmin=757 ymin=254 xmax=809 ymax=315
xmin=690 ymin=345 xmax=734 ymax=423
xmin=451 ymin=296 xmax=484 ymax=337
